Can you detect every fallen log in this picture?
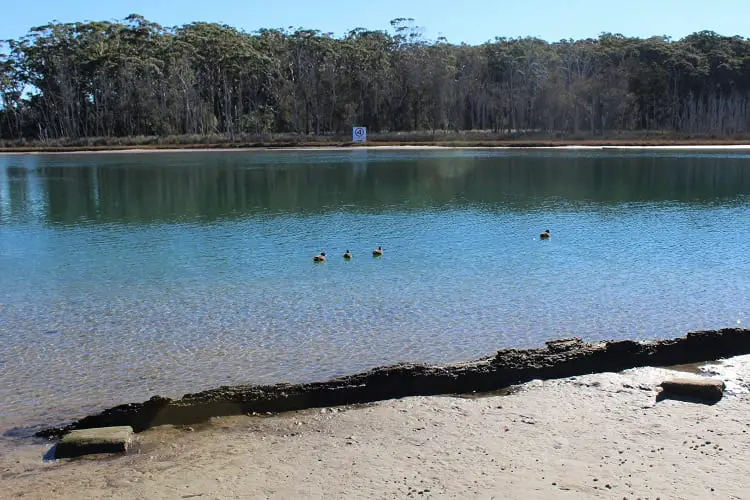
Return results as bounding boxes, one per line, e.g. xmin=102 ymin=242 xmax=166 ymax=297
xmin=36 ymin=328 xmax=750 ymax=439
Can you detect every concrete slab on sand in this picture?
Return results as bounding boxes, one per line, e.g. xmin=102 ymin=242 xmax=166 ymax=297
xmin=658 ymin=378 xmax=725 ymax=403
xmin=55 ymin=426 xmax=134 ymax=459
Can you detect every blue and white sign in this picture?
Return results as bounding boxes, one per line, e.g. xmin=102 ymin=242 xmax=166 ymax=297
xmin=352 ymin=127 xmax=367 ymax=143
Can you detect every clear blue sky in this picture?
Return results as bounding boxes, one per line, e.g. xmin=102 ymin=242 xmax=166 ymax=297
xmin=3 ymin=0 xmax=750 ymax=44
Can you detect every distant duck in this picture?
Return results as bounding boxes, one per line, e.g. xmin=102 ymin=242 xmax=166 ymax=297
xmin=344 ymin=249 xmax=353 ymax=260
xmin=313 ymin=252 xmax=327 ymax=262
xmin=372 ymin=246 xmax=384 ymax=257
xmin=540 ymin=230 xmax=551 ymax=240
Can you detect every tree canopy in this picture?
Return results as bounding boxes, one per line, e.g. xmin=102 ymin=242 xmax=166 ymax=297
xmin=2 ymin=16 xmax=750 ymax=140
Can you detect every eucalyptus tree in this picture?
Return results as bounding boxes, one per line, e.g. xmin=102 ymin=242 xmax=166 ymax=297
xmin=0 ymin=43 xmax=26 ymax=137
xmin=3 ymin=15 xmax=750 ymax=141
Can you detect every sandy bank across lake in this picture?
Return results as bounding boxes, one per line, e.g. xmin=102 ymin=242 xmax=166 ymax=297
xmin=3 ymin=144 xmax=750 ymax=155
xmin=3 ymin=357 xmax=750 ymax=499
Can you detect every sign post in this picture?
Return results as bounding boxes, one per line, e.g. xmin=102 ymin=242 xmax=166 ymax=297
xmin=352 ymin=127 xmax=367 ymax=143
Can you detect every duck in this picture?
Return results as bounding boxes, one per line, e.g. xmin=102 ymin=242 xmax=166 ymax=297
xmin=343 ymin=249 xmax=353 ymax=260
xmin=372 ymin=246 xmax=384 ymax=257
xmin=313 ymin=252 xmax=327 ymax=262
xmin=540 ymin=229 xmax=551 ymax=240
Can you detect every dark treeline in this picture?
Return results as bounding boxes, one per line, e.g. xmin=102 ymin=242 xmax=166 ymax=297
xmin=2 ymin=14 xmax=750 ymax=141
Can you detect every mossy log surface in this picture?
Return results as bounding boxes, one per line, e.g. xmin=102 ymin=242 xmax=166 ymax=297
xmin=37 ymin=328 xmax=750 ymax=439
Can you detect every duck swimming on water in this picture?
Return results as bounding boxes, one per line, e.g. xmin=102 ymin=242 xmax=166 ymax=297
xmin=313 ymin=252 xmax=327 ymax=262
xmin=344 ymin=250 xmax=353 ymax=259
xmin=540 ymin=230 xmax=551 ymax=239
xmin=372 ymin=246 xmax=383 ymax=257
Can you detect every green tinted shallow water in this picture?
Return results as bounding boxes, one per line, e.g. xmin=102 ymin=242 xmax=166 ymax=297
xmin=0 ymin=149 xmax=749 ymax=434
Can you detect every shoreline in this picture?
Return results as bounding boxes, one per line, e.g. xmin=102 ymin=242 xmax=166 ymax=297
xmin=3 ymin=141 xmax=750 ymax=155
xmin=35 ymin=328 xmax=750 ymax=440
xmin=3 ymin=357 xmax=749 ymax=499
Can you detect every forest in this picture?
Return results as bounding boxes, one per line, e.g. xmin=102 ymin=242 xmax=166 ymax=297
xmin=2 ymin=14 xmax=750 ymax=142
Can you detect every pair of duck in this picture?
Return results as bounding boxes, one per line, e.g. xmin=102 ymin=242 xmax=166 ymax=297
xmin=314 ymin=246 xmax=383 ymax=262
xmin=540 ymin=229 xmax=551 ymax=239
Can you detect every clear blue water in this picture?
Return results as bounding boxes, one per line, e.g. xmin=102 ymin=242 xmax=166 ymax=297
xmin=0 ymin=149 xmax=748 ymax=433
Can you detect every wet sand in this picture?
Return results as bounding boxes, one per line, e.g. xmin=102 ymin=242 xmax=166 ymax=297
xmin=3 ymin=358 xmax=750 ymax=499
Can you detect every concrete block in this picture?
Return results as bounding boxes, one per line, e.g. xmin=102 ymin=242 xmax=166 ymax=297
xmin=55 ymin=426 xmax=134 ymax=458
xmin=658 ymin=378 xmax=725 ymax=403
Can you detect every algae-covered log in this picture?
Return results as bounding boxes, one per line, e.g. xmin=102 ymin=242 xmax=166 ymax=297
xmin=37 ymin=328 xmax=750 ymax=439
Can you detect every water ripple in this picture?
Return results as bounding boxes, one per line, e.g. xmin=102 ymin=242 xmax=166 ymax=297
xmin=1 ymin=151 xmax=749 ymax=434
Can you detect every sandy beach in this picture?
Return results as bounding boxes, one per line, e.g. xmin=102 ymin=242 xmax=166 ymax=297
xmin=3 ymin=144 xmax=750 ymax=155
xmin=3 ymin=357 xmax=749 ymax=499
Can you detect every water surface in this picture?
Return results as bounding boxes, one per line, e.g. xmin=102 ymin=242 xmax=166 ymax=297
xmin=1 ymin=149 xmax=748 ymax=434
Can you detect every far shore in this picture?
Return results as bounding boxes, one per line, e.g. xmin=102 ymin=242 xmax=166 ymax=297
xmin=4 ymin=138 xmax=750 ymax=154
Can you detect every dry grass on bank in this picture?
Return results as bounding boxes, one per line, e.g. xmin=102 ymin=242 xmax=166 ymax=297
xmin=3 ymin=130 xmax=750 ymax=153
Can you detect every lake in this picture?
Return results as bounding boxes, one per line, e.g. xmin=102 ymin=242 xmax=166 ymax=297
xmin=0 ymin=148 xmax=748 ymax=436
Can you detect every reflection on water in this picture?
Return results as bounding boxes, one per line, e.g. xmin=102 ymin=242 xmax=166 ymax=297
xmin=1 ymin=150 xmax=749 ymax=225
xmin=0 ymin=149 xmax=748 ymax=435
